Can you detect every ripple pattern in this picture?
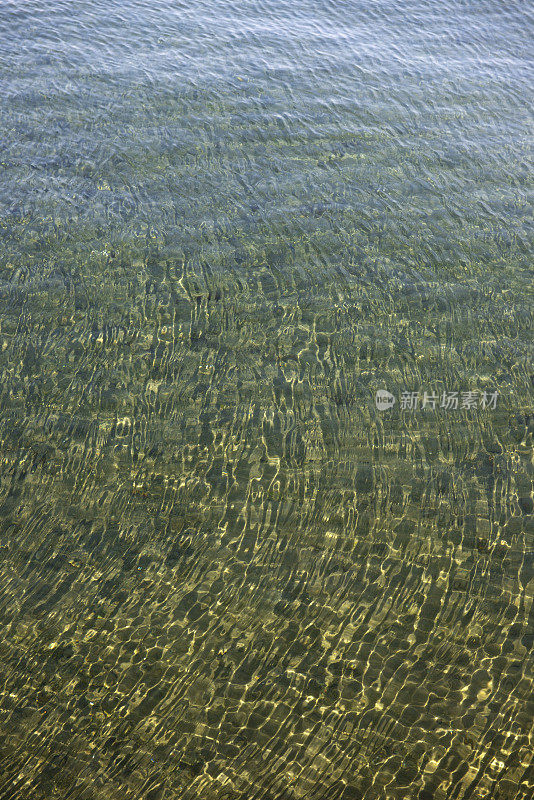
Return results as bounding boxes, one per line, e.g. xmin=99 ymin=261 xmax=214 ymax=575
xmin=0 ymin=0 xmax=532 ymax=798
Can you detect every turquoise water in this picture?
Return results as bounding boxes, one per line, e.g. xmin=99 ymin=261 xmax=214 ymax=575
xmin=0 ymin=1 xmax=533 ymax=798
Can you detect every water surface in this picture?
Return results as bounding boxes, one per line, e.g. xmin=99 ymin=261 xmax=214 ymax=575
xmin=0 ymin=0 xmax=533 ymax=798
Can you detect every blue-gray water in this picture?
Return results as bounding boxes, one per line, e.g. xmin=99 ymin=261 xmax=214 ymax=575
xmin=0 ymin=0 xmax=533 ymax=798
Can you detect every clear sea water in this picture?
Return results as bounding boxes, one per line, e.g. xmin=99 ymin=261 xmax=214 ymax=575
xmin=0 ymin=0 xmax=532 ymax=798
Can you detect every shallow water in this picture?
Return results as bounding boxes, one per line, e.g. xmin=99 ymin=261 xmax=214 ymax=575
xmin=0 ymin=0 xmax=533 ymax=798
